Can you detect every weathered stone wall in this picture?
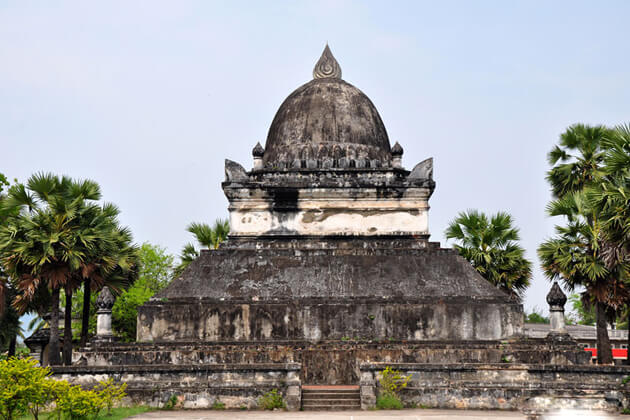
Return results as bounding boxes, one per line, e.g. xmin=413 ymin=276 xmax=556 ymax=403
xmin=360 ymin=363 xmax=630 ymax=412
xmin=52 ymin=364 xmax=301 ymax=410
xmin=75 ymin=339 xmax=589 ymax=385
xmin=137 ymin=298 xmax=522 ymax=344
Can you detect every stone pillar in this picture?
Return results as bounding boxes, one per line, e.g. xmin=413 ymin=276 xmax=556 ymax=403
xmin=360 ymin=369 xmax=376 ymax=409
xmin=391 ymin=141 xmax=403 ymax=169
xmin=284 ymin=369 xmax=301 ymax=411
xmin=546 ymin=282 xmax=568 ymax=335
xmin=252 ymin=142 xmax=265 ymax=170
xmin=95 ymin=287 xmax=115 ymax=342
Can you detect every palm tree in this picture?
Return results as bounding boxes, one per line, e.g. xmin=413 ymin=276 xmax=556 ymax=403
xmin=546 ymin=123 xmax=609 ymax=198
xmin=0 ymin=284 xmax=22 ymax=357
xmin=174 ymin=219 xmax=229 ymax=276
xmin=542 ymin=123 xmax=620 ymax=364
xmin=75 ymin=203 xmax=138 ymax=347
xmin=0 ymin=173 xmax=103 ymax=365
xmin=445 ymin=210 xmax=532 ymax=300
xmin=587 ymin=123 xmax=630 ymax=360
xmin=188 ymin=219 xmax=230 ymax=249
xmin=539 ymin=192 xmax=629 ymax=364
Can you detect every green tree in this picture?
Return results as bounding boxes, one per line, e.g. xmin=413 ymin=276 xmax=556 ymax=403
xmin=445 ymin=210 xmax=532 ymax=300
xmin=568 ymin=293 xmax=596 ymax=326
xmin=0 ymin=174 xmax=116 ymax=365
xmin=524 ymin=307 xmax=549 ymax=324
xmin=75 ymin=211 xmax=138 ymax=347
xmin=0 ymin=174 xmax=21 ymax=356
xmin=587 ymin=123 xmax=630 ymax=358
xmin=175 ymin=219 xmax=229 ymax=277
xmin=112 ymin=243 xmax=173 ymax=341
xmin=539 ymin=123 xmax=626 ymax=364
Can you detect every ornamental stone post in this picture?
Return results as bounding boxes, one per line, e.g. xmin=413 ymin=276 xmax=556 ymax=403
xmin=546 ymin=282 xmax=568 ymax=336
xmin=391 ymin=142 xmax=403 ymax=168
xmin=95 ymin=287 xmax=115 ymax=342
xmin=252 ymin=142 xmax=264 ymax=170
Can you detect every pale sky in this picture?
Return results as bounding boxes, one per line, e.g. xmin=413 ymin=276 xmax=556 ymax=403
xmin=2 ymin=1 xmax=630 ymax=320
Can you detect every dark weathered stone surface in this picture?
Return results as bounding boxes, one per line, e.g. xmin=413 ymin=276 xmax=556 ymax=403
xmin=75 ymin=339 xmax=590 ymax=385
xmin=138 ymin=238 xmax=523 ymax=345
xmin=262 ymin=78 xmax=391 ymax=168
xmin=546 ymin=282 xmax=567 ymax=308
xmin=360 ymin=363 xmax=630 ymax=411
xmin=96 ymin=287 xmax=115 ymax=310
xmin=154 ymin=240 xmax=512 ymax=300
xmin=52 ymin=363 xmax=301 ymax=410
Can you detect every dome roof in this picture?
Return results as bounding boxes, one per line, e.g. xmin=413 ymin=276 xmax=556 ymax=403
xmin=262 ymin=46 xmax=392 ymax=168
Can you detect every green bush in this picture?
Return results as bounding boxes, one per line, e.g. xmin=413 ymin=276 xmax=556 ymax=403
xmin=257 ymin=389 xmax=285 ymax=410
xmin=0 ymin=357 xmax=53 ymax=420
xmin=94 ymin=378 xmax=127 ymax=414
xmin=0 ymin=357 xmax=128 ymax=420
xmin=376 ymin=393 xmax=403 ymax=410
xmin=375 ymin=366 xmax=411 ymax=410
xmin=53 ymin=381 xmax=105 ymax=420
xmin=379 ymin=366 xmax=411 ymax=396
xmin=211 ymin=400 xmax=225 ymax=410
xmin=161 ymin=395 xmax=178 ymax=410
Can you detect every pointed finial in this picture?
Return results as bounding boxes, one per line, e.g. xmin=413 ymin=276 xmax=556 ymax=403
xmin=252 ymin=142 xmax=265 ymax=157
xmin=546 ymin=282 xmax=567 ymax=309
xmin=391 ymin=142 xmax=404 ymax=156
xmin=313 ymin=44 xmax=342 ymax=80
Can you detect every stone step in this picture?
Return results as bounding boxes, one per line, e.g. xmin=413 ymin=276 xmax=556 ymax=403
xmin=302 ymin=389 xmax=360 ymax=394
xmin=303 ymin=392 xmax=360 ymax=400
xmin=301 ymin=386 xmax=360 ymax=410
xmin=303 ymin=398 xmax=360 ymax=405
xmin=302 ymin=403 xmax=361 ymax=411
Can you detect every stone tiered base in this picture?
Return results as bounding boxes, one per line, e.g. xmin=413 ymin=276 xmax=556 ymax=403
xmin=360 ymin=363 xmax=630 ymax=414
xmin=55 ymin=337 xmax=628 ymax=413
xmin=75 ymin=338 xmax=590 ymax=384
xmin=52 ymin=363 xmax=301 ymax=410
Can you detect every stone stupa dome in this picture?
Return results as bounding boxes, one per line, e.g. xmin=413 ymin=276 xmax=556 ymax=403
xmin=262 ymin=45 xmax=392 ymax=169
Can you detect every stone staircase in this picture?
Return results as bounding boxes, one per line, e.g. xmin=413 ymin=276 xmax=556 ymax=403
xmin=301 ymin=385 xmax=361 ymax=410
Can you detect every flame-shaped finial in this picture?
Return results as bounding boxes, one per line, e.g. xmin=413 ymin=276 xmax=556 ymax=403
xmin=313 ymin=44 xmax=342 ymax=80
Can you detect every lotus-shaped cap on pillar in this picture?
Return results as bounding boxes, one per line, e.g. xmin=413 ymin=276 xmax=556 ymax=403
xmin=252 ymin=142 xmax=265 ymax=157
xmin=546 ymin=282 xmax=567 ymax=308
xmin=96 ymin=287 xmax=116 ymax=311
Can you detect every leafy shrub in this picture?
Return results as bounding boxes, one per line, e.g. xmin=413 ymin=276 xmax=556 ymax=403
xmin=0 ymin=357 xmax=52 ymax=420
xmin=375 ymin=366 xmax=411 ymax=410
xmin=161 ymin=395 xmax=178 ymax=410
xmin=52 ymin=381 xmax=105 ymax=420
xmin=379 ymin=366 xmax=411 ymax=397
xmin=258 ymin=389 xmax=285 ymax=410
xmin=376 ymin=393 xmax=403 ymax=410
xmin=95 ymin=378 xmax=127 ymax=414
xmin=211 ymin=400 xmax=226 ymax=410
xmin=0 ymin=356 xmax=128 ymax=420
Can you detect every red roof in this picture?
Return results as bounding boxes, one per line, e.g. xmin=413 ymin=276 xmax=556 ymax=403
xmin=585 ymin=348 xmax=627 ymax=358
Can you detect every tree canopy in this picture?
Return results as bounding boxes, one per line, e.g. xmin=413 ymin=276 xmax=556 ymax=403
xmin=445 ymin=210 xmax=532 ymax=300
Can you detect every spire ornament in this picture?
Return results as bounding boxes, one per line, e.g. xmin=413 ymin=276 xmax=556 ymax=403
xmin=313 ymin=44 xmax=342 ymax=80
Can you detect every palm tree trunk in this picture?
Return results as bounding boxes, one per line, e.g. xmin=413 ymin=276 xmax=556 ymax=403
xmin=8 ymin=335 xmax=16 ymax=357
xmin=48 ymin=287 xmax=61 ymax=366
xmin=596 ymin=301 xmax=613 ymax=364
xmin=63 ymin=286 xmax=73 ymax=365
xmin=80 ymin=278 xmax=91 ymax=347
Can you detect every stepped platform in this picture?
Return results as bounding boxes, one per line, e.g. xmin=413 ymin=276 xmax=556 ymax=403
xmin=301 ymin=385 xmax=361 ymax=410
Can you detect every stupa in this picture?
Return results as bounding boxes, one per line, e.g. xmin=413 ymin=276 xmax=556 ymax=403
xmin=61 ymin=46 xmax=616 ymax=413
xmin=135 ymin=46 xmax=524 ymax=380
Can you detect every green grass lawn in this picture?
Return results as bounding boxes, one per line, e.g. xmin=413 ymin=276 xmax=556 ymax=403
xmin=17 ymin=406 xmax=153 ymax=420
